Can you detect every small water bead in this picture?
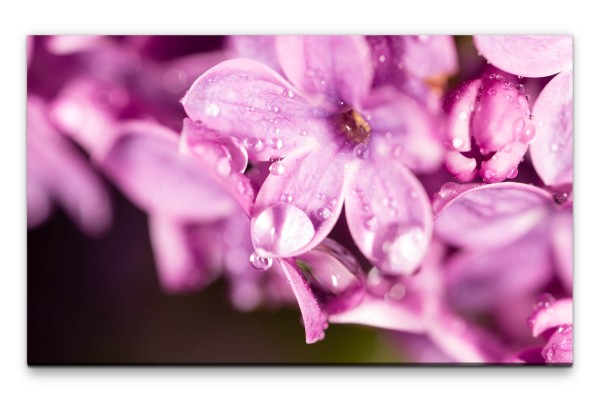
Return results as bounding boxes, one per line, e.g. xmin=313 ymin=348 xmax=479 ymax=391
xmin=533 ymin=293 xmax=556 ymax=311
xmin=287 ymin=90 xmax=294 ymax=98
xmin=378 ymin=55 xmax=386 ymax=63
xmin=298 ymin=130 xmax=307 ymax=136
xmin=409 ymin=190 xmax=418 ymax=199
xmin=559 ymin=336 xmax=573 ymax=352
xmin=551 ymin=143 xmax=559 ymax=152
xmin=280 ymin=193 xmax=293 ymax=203
xmin=269 ymin=161 xmax=285 ymax=176
xmin=384 ymin=283 xmax=406 ymax=301
xmin=268 ymin=137 xmax=284 ymax=150
xmin=215 ymin=157 xmax=232 ymax=177
xmin=205 ymin=103 xmax=220 ymax=117
xmin=483 ymin=169 xmax=496 ymax=181
xmin=364 ymin=215 xmax=378 ymax=231
xmin=392 ymin=145 xmax=403 ymax=158
xmin=315 ymin=193 xmax=327 ymax=200
xmin=451 ymin=137 xmax=464 ymax=149
xmin=354 ymin=144 xmax=370 ymax=159
xmin=328 ymin=197 xmax=337 ymax=207
xmin=272 ymin=105 xmax=280 ymax=113
xmin=244 ymin=137 xmax=265 ymax=153
xmin=458 ymin=111 xmax=468 ymax=121
xmin=513 ymin=118 xmax=525 ymax=136
xmin=487 ymin=88 xmax=497 ymax=96
xmin=249 ymin=252 xmax=273 ymax=271
xmin=374 ymin=224 xmax=427 ymax=275
xmin=236 ymin=180 xmax=247 ymax=194
xmin=543 ymin=346 xmax=555 ymax=362
xmin=316 ymin=207 xmax=332 ymax=221
xmin=246 ymin=106 xmax=255 ymax=112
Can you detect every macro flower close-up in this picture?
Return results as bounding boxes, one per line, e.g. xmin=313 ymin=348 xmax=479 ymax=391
xmin=26 ymin=34 xmax=573 ymax=365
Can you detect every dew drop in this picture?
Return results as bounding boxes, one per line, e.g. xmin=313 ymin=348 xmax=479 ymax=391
xmin=244 ymin=137 xmax=264 ymax=153
xmin=373 ymin=224 xmax=427 ymax=275
xmin=378 ymin=55 xmax=386 ymax=63
xmin=559 ymin=337 xmax=573 ymax=352
xmin=354 ymin=143 xmax=370 ymax=159
xmin=215 ymin=157 xmax=232 ymax=177
xmin=294 ymin=238 xmax=365 ymax=313
xmin=280 ymin=193 xmax=293 ymax=203
xmin=483 ymin=169 xmax=496 ymax=181
xmin=517 ymin=84 xmax=526 ymax=95
xmin=551 ymin=143 xmax=559 ymax=152
xmin=249 ymin=252 xmax=273 ymax=271
xmin=364 ymin=215 xmax=378 ymax=231
xmin=218 ymin=136 xmax=248 ymax=173
xmin=392 ymin=145 xmax=402 ymax=158
xmin=246 ymin=106 xmax=255 ymax=112
xmin=269 ymin=161 xmax=285 ymax=176
xmin=543 ymin=347 xmax=555 ymax=362
xmin=384 ymin=283 xmax=406 ymax=301
xmin=533 ymin=293 xmax=556 ymax=312
xmin=273 ymin=105 xmax=280 ymax=113
xmin=316 ymin=207 xmax=332 ymax=221
xmin=513 ymin=118 xmax=525 ymax=137
xmin=409 ymin=190 xmax=418 ymax=199
xmin=298 ymin=130 xmax=307 ymax=136
xmin=252 ymin=203 xmax=315 ymax=256
xmin=451 ymin=137 xmax=464 ymax=149
xmin=487 ymin=88 xmax=497 ymax=96
xmin=287 ymin=90 xmax=294 ymax=98
xmin=205 ymin=103 xmax=220 ymax=117
xmin=268 ymin=137 xmax=284 ymax=150
xmin=458 ymin=111 xmax=468 ymax=121
xmin=328 ymin=197 xmax=337 ymax=207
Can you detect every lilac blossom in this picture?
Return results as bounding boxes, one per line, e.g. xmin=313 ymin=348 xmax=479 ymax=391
xmin=474 ymin=35 xmax=573 ymax=188
xmin=182 ymin=35 xmax=445 ymax=276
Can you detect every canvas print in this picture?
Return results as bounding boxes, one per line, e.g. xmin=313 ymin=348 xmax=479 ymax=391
xmin=27 ymin=35 xmax=573 ymax=364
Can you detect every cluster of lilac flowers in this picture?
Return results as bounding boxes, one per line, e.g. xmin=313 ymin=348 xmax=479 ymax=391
xmin=27 ymin=35 xmax=573 ymax=363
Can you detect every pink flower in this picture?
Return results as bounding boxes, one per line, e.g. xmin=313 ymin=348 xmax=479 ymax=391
xmin=182 ymin=35 xmax=444 ymax=276
xmin=474 ymin=35 xmax=573 ymax=188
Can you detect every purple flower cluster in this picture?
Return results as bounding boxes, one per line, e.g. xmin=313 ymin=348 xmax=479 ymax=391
xmin=27 ymin=35 xmax=573 ymax=363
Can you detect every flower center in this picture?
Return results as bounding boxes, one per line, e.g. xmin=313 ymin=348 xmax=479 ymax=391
xmin=338 ymin=109 xmax=371 ymax=143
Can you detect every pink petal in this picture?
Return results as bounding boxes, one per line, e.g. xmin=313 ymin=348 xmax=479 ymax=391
xmin=480 ymin=141 xmax=528 ymax=183
xmin=445 ymin=79 xmax=481 ymax=152
xmin=148 ymin=217 xmax=222 ymax=294
xmin=27 ymin=97 xmax=112 ymax=234
xmin=46 ymin=35 xmax=109 ymax=55
xmin=471 ymin=76 xmax=534 ymax=153
xmin=434 ymin=182 xmax=553 ymax=250
xmin=227 ymin=35 xmax=282 ymax=73
xmin=427 ymin=311 xmax=506 ymax=363
xmin=251 ymin=143 xmax=353 ymax=258
xmin=181 ymin=58 xmax=323 ymax=162
xmin=100 ymin=120 xmax=237 ymax=222
xmin=363 ymin=86 xmax=444 ymax=173
xmin=529 ymin=71 xmax=573 ymax=187
xmin=446 ymin=226 xmax=554 ymax=311
xmin=276 ymin=35 xmax=373 ymax=106
xmin=179 ymin=119 xmax=256 ymax=217
xmin=529 ymin=298 xmax=573 ymax=337
xmin=329 ymin=294 xmax=427 ymax=333
xmin=278 ymin=258 xmax=329 ymax=344
xmin=550 ymin=209 xmax=573 ymax=292
xmin=443 ymin=151 xmax=477 ymax=182
xmin=541 ymin=325 xmax=573 ymax=364
xmin=474 ymin=35 xmax=573 ymax=78
xmin=345 ymin=156 xmax=432 ymax=275
xmin=393 ymin=35 xmax=459 ymax=80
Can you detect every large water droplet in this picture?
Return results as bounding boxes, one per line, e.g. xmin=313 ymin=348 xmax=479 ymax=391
xmin=249 ymin=252 xmax=273 ymax=271
xmin=244 ymin=137 xmax=264 ymax=153
xmin=280 ymin=193 xmax=293 ymax=203
xmin=316 ymin=207 xmax=332 ymax=221
xmin=218 ymin=136 xmax=248 ymax=173
xmin=268 ymin=137 xmax=284 ymax=150
xmin=372 ymin=224 xmax=427 ymax=275
xmin=269 ymin=161 xmax=285 ymax=176
xmin=294 ymin=238 xmax=365 ymax=313
xmin=252 ymin=203 xmax=315 ymax=256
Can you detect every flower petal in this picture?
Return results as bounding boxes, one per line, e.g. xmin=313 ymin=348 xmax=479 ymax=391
xmin=529 ymin=71 xmax=573 ymax=187
xmin=278 ymin=258 xmax=328 ymax=344
xmin=364 ymin=86 xmax=444 ymax=173
xmin=148 ymin=217 xmax=222 ymax=294
xmin=101 ymin=120 xmax=237 ymax=222
xmin=434 ymin=182 xmax=552 ymax=250
xmin=388 ymin=35 xmax=458 ymax=80
xmin=328 ymin=294 xmax=427 ymax=333
xmin=251 ymin=142 xmax=354 ymax=258
xmin=444 ymin=79 xmax=481 ymax=152
xmin=541 ymin=325 xmax=573 ymax=364
xmin=474 ymin=35 xmax=573 ymax=78
xmin=479 ymin=141 xmax=528 ymax=183
xmin=550 ymin=209 xmax=573 ymax=292
xmin=181 ymin=58 xmax=323 ymax=161
xmin=276 ymin=35 xmax=373 ymax=106
xmin=446 ymin=226 xmax=554 ymax=311
xmin=345 ymin=156 xmax=432 ymax=275
xmin=227 ymin=35 xmax=282 ymax=73
xmin=529 ymin=298 xmax=573 ymax=337
xmin=27 ymin=97 xmax=112 ymax=234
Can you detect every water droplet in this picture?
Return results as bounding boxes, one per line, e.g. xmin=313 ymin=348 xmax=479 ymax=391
xmin=458 ymin=111 xmax=468 ymax=121
xmin=244 ymin=137 xmax=264 ymax=153
xmin=215 ymin=157 xmax=232 ymax=177
xmin=409 ymin=190 xmax=418 ymax=199
xmin=298 ymin=130 xmax=307 ymax=136
xmin=268 ymin=137 xmax=284 ymax=150
xmin=205 ymin=103 xmax=220 ymax=117
xmin=366 ymin=114 xmax=372 ymax=121
xmin=236 ymin=180 xmax=247 ymax=194
xmin=513 ymin=118 xmax=525 ymax=137
xmin=269 ymin=161 xmax=285 ymax=176
xmin=378 ymin=55 xmax=386 ymax=63
xmin=384 ymin=283 xmax=406 ymax=301
xmin=483 ymin=169 xmax=496 ymax=181
xmin=354 ymin=143 xmax=370 ymax=160
xmin=287 ymin=90 xmax=294 ymax=98
xmin=246 ymin=106 xmax=255 ymax=112
xmin=533 ymin=293 xmax=556 ymax=312
xmin=551 ymin=143 xmax=559 ymax=152
xmin=280 ymin=193 xmax=293 ymax=203
xmin=328 ymin=198 xmax=337 ymax=207
xmin=315 ymin=193 xmax=326 ymax=200
xmin=392 ymin=145 xmax=402 ymax=158
xmin=517 ymin=84 xmax=526 ymax=95
xmin=543 ymin=347 xmax=555 ymax=362
xmin=364 ymin=215 xmax=378 ymax=231
xmin=252 ymin=203 xmax=315 ymax=256
xmin=218 ymin=136 xmax=248 ymax=173
xmin=559 ymin=337 xmax=573 ymax=352
xmin=451 ymin=137 xmax=464 ymax=149
xmin=294 ymin=238 xmax=365 ymax=313
xmin=487 ymin=88 xmax=497 ymax=96
xmin=373 ymin=224 xmax=427 ymax=275
xmin=273 ymin=105 xmax=280 ymax=113
xmin=508 ymin=168 xmax=518 ymax=179
xmin=249 ymin=252 xmax=273 ymax=271
xmin=320 ymin=80 xmax=326 ymax=86
xmin=316 ymin=207 xmax=332 ymax=221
